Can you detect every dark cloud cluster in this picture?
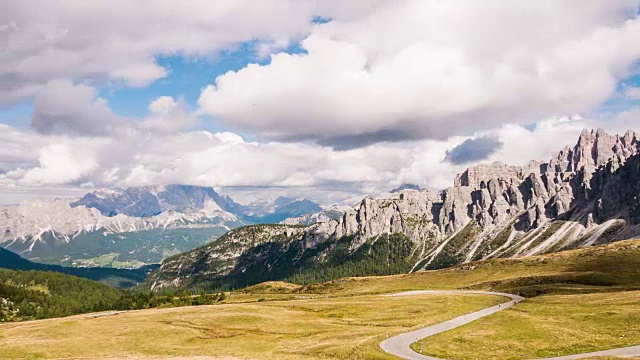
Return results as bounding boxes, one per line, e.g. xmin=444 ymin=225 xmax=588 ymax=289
xmin=444 ymin=135 xmax=503 ymax=165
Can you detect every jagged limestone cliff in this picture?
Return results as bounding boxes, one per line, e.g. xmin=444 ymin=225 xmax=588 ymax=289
xmin=304 ymin=129 xmax=640 ymax=269
xmin=149 ymin=129 xmax=640 ymax=290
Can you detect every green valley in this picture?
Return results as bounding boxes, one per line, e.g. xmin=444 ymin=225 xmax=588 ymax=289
xmin=1 ymin=240 xmax=638 ymax=359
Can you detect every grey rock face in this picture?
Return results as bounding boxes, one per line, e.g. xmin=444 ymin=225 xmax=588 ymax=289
xmin=71 ymin=184 xmax=236 ymax=217
xmin=72 ymin=186 xmax=323 ymax=224
xmin=305 ymin=128 xmax=640 ymax=269
xmin=150 ymin=128 xmax=640 ymax=290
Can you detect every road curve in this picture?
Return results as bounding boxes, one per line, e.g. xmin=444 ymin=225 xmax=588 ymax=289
xmin=379 ymin=290 xmax=524 ymax=360
xmin=379 ymin=290 xmax=640 ymax=360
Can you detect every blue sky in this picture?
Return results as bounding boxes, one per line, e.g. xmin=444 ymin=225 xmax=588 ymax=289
xmin=0 ymin=41 xmax=308 ymax=133
xmin=597 ymin=72 xmax=640 ymax=115
xmin=2 ymin=0 xmax=640 ymax=203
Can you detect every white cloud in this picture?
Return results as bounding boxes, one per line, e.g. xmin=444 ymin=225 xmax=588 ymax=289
xmin=2 ymin=1 xmax=640 ymax=204
xmin=28 ymin=81 xmax=199 ymax=136
xmin=199 ymin=0 xmax=640 ymax=144
xmin=0 ymin=179 xmax=90 ymax=205
xmin=1 ymin=0 xmax=388 ymax=105
xmin=139 ymin=96 xmax=198 ymax=134
xmin=0 ymin=124 xmax=43 ymax=173
xmin=149 ymin=96 xmax=177 ymax=114
xmin=30 ymin=80 xmax=125 ymax=135
xmin=1 ymin=112 xmax=640 ymax=204
xmin=18 ymin=141 xmax=100 ymax=185
xmin=624 ymin=86 xmax=640 ymax=100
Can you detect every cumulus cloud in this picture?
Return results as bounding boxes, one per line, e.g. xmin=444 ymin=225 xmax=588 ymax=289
xmin=0 ymin=124 xmax=42 ymax=173
xmin=1 ymin=0 xmax=388 ymax=105
xmin=3 ymin=112 xmax=638 ymax=205
xmin=18 ymin=141 xmax=100 ymax=185
xmin=30 ymin=80 xmax=125 ymax=135
xmin=199 ymin=0 xmax=640 ymax=146
xmin=28 ymin=80 xmax=201 ymax=137
xmin=139 ymin=96 xmax=198 ymax=134
xmin=13 ymin=109 xmax=640 ymax=191
xmin=1 ymin=126 xmax=411 ymax=194
xmin=3 ymin=1 xmax=640 ymax=204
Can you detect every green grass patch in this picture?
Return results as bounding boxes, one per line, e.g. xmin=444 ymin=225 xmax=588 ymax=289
xmin=412 ymin=290 xmax=640 ymax=359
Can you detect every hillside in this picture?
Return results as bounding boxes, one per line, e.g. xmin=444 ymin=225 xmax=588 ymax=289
xmin=2 ymin=239 xmax=639 ymax=359
xmin=149 ymin=129 xmax=640 ymax=291
xmin=295 ymin=239 xmax=640 ymax=297
xmin=0 ymin=268 xmax=124 ymax=322
xmin=147 ymin=224 xmax=417 ymax=290
xmin=0 ymin=247 xmax=150 ymax=288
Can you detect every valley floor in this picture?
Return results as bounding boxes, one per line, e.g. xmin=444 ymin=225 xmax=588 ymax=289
xmin=0 ymin=293 xmax=502 ymax=359
xmin=1 ymin=240 xmax=639 ymax=360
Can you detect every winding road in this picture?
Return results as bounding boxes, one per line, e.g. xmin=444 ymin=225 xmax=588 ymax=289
xmin=379 ymin=290 xmax=640 ymax=360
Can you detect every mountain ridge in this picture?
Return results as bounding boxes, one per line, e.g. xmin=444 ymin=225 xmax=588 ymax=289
xmin=1 ymin=185 xmax=321 ymax=267
xmin=148 ymin=128 xmax=640 ymax=290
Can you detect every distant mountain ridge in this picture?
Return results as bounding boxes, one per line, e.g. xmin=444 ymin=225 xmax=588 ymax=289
xmin=71 ymin=186 xmax=321 ymax=224
xmin=71 ymin=184 xmax=243 ymax=218
xmin=148 ymin=128 xmax=640 ymax=291
xmin=280 ymin=205 xmax=351 ymax=226
xmin=243 ymin=196 xmax=323 ymax=223
xmin=1 ymin=185 xmax=322 ymax=268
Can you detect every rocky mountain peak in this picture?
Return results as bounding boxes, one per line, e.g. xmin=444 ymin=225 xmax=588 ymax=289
xmin=149 ymin=128 xmax=640 ymax=291
xmin=71 ymin=184 xmax=230 ymax=217
xmin=554 ymin=128 xmax=639 ymax=176
xmin=454 ymin=161 xmax=543 ymax=188
xmin=391 ymin=184 xmax=422 ymax=193
xmin=307 ymin=128 xmax=640 ymax=269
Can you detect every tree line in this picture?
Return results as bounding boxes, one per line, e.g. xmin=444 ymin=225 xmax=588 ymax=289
xmin=0 ymin=269 xmax=225 ymax=322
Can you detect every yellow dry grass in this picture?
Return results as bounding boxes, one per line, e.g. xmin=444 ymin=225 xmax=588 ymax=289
xmin=0 ymin=293 xmax=502 ymax=360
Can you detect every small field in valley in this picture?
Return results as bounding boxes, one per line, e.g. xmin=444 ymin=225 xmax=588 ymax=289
xmin=1 ymin=240 xmax=639 ymax=360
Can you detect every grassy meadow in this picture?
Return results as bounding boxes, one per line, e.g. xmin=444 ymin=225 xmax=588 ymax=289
xmin=1 ymin=239 xmax=639 ymax=359
xmin=412 ymin=290 xmax=640 ymax=359
xmin=0 ymin=293 xmax=503 ymax=359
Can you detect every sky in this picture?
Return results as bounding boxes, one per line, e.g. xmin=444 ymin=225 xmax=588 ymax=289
xmin=2 ymin=0 xmax=640 ymax=206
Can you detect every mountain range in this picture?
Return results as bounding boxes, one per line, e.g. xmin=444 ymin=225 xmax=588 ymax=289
xmin=0 ymin=186 xmax=324 ymax=268
xmin=147 ymin=129 xmax=640 ymax=291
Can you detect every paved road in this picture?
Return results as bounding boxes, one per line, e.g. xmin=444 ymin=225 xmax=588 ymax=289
xmin=86 ymin=310 xmax=125 ymax=318
xmin=379 ymin=290 xmax=640 ymax=360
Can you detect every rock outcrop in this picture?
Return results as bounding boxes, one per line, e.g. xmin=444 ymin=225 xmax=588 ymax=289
xmin=149 ymin=129 xmax=640 ymax=290
xmin=308 ymin=129 xmax=640 ymax=269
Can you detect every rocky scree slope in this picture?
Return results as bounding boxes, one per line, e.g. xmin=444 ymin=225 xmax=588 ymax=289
xmin=149 ymin=129 xmax=640 ymax=290
xmin=311 ymin=128 xmax=640 ymax=270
